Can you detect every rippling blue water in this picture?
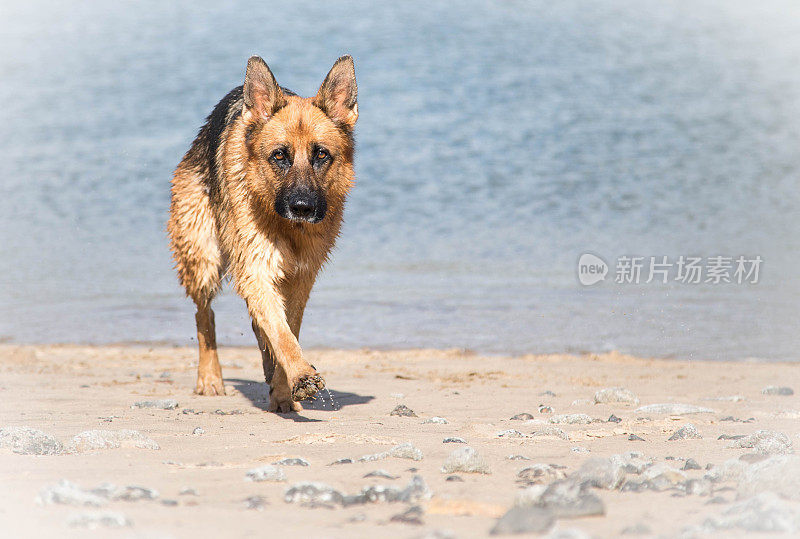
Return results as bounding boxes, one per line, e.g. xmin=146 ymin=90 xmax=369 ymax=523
xmin=1 ymin=0 xmax=798 ymax=360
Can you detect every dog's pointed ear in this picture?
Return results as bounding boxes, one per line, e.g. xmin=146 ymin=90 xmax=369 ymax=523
xmin=243 ymin=56 xmax=286 ymax=122
xmin=313 ymin=55 xmax=358 ymax=129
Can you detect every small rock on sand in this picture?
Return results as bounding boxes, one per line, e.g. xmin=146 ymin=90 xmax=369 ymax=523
xmin=607 ymin=414 xmax=622 ymax=423
xmin=37 ymin=480 xmax=107 ymax=507
xmin=390 ymin=405 xmax=417 ymax=417
xmin=531 ymin=426 xmax=570 ymax=440
xmin=594 ymin=387 xmax=640 ymax=406
xmin=67 ymin=430 xmax=159 ymax=452
xmin=700 ymin=493 xmax=799 ymax=533
xmin=67 ymin=511 xmax=131 ymax=529
xmin=0 ymin=426 xmax=63 ymax=455
xmin=517 ymin=464 xmax=567 ymax=485
xmin=634 ymin=403 xmax=714 ymax=415
xmin=244 ymin=496 xmax=267 ymax=510
xmin=683 ymin=458 xmax=702 ymax=471
xmin=443 ymin=437 xmax=467 ymax=444
xmin=441 ymin=447 xmax=491 ymax=474
xmin=245 ymin=465 xmax=286 ymax=482
xmin=284 ymin=482 xmax=344 ymax=507
xmin=274 ymin=458 xmax=310 ymax=466
xmin=761 ymin=386 xmax=794 ymax=396
xmin=131 ymin=399 xmax=178 ymax=410
xmin=422 ymin=416 xmax=448 ymax=424
xmin=390 ymin=505 xmax=424 ymax=525
xmin=726 ymin=430 xmax=792 ymax=455
xmin=364 ymin=470 xmax=398 ymax=479
xmin=510 ymin=413 xmax=534 ymax=421
xmin=668 ymin=423 xmax=701 ymax=441
xmin=359 ymin=442 xmax=424 ymax=462
xmin=490 ymin=506 xmax=555 ymax=535
xmin=549 ymin=414 xmax=593 ymax=425
xmin=192 ymin=427 xmax=204 ymax=435
xmin=496 ymin=429 xmax=526 ymax=438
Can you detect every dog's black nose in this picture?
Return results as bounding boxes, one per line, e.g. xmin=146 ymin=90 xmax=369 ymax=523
xmin=288 ymin=194 xmax=316 ymax=219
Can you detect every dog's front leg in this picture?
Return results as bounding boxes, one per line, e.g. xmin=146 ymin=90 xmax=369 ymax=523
xmin=241 ymin=280 xmax=324 ymax=413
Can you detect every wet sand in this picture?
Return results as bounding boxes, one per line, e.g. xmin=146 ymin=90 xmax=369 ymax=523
xmin=1 ymin=344 xmax=798 ymax=537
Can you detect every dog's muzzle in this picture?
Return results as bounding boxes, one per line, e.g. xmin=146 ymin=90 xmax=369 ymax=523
xmin=275 ymin=188 xmax=327 ymax=223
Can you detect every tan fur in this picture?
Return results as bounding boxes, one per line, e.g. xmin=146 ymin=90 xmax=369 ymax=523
xmin=167 ymin=56 xmax=357 ymax=412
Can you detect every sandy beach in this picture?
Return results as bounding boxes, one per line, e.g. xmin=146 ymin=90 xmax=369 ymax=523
xmin=1 ymin=344 xmax=798 ymax=538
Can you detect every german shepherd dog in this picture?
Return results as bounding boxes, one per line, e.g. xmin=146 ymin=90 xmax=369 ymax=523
xmin=167 ymin=55 xmax=357 ymax=412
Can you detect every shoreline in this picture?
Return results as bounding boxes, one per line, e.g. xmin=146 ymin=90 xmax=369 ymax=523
xmin=1 ymin=344 xmax=798 ymax=537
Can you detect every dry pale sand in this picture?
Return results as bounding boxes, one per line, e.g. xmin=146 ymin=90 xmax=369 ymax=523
xmin=0 ymin=344 xmax=798 ymax=538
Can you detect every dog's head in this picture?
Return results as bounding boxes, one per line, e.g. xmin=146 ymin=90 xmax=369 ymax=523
xmin=240 ymin=55 xmax=358 ymax=225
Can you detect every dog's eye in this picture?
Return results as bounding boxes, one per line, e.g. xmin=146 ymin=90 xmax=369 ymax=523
xmin=271 ymin=149 xmax=286 ymax=161
xmin=316 ymin=149 xmax=329 ymax=161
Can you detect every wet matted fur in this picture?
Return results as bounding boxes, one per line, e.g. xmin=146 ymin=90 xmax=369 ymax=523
xmin=167 ymin=55 xmax=358 ymax=412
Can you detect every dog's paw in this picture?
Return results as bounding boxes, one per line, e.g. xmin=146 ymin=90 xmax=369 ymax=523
xmin=268 ymin=386 xmax=303 ymax=413
xmin=291 ymin=372 xmax=326 ymax=402
xmin=195 ymin=374 xmax=226 ymax=396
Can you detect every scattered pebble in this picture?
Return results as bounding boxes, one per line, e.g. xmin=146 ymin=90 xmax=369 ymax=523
xmin=718 ymin=434 xmax=746 ymax=440
xmin=517 ymin=464 xmax=567 ymax=485
xmin=683 ymin=458 xmax=702 ymax=471
xmin=607 ymin=414 xmax=622 ymax=423
xmin=131 ymin=399 xmax=178 ymax=410
xmin=284 ymin=475 xmax=430 ymax=508
xmin=274 ymin=458 xmax=310 ymax=467
xmin=213 ymin=409 xmax=243 ymax=415
xmin=761 ymin=386 xmax=794 ymax=396
xmin=445 ymin=475 xmax=464 ymax=482
xmin=628 ymin=434 xmax=645 ymax=441
xmin=549 ymin=414 xmax=593 ymax=425
xmin=359 ymin=442 xmax=424 ymax=462
xmin=443 ymin=437 xmax=467 ymax=444
xmin=490 ymin=506 xmax=555 ymax=535
xmin=668 ymin=423 xmax=701 ymax=441
xmin=720 ymin=416 xmax=755 ymax=423
xmin=422 ymin=416 xmax=448 ymax=424
xmin=571 ymin=447 xmax=590 ymax=453
xmin=510 ymin=413 xmax=534 ymax=421
xmin=540 ymin=390 xmax=557 ymax=397
xmin=699 ymin=493 xmax=799 ymax=533
xmin=531 ymin=426 xmax=570 ymax=441
xmin=519 ymin=478 xmax=606 ymax=518
xmin=390 ymin=405 xmax=417 ymax=417
xmin=364 ymin=470 xmax=398 ymax=479
xmin=634 ymin=403 xmax=714 ymax=415
xmin=329 ymin=458 xmax=353 ymax=465
xmin=441 ymin=446 xmax=491 ymax=474
xmin=244 ymin=495 xmax=267 ymax=510
xmin=571 ymin=456 xmax=626 ymax=489
xmin=245 ymin=465 xmax=286 ymax=482
xmin=37 ymin=480 xmax=108 ymax=507
xmin=66 ymin=511 xmax=131 ymax=529
xmin=67 ymin=430 xmax=159 ymax=452
xmin=594 ymin=387 xmax=640 ymax=406
xmin=507 ymin=454 xmax=531 ymax=461
xmin=160 ymin=499 xmax=178 ymax=506
xmin=178 ymin=487 xmax=198 ymax=496
xmin=182 ymin=409 xmax=203 ymax=415
xmin=538 ymin=405 xmax=554 ymax=414
xmin=736 ymin=455 xmax=800 ymax=500
xmin=0 ymin=426 xmax=63 ymax=455
xmin=192 ymin=427 xmax=205 ymax=435
xmin=390 ymin=505 xmax=424 ymax=525
xmin=496 ymin=429 xmax=525 ymax=438
xmin=620 ymin=523 xmax=652 ymax=535
xmin=726 ymin=430 xmax=792 ymax=455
